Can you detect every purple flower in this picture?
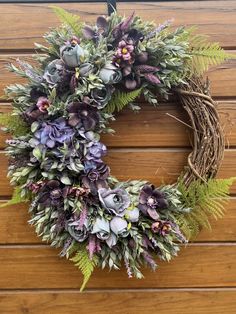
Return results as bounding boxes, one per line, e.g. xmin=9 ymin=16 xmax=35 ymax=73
xmin=30 ymin=118 xmax=74 ymax=148
xmin=114 ymin=40 xmax=134 ymax=63
xmin=38 ymin=180 xmax=69 ymax=206
xmin=22 ymin=105 xmax=45 ymax=123
xmin=98 ymin=188 xmax=130 ymax=216
xmin=110 ymin=217 xmax=128 ymax=236
xmin=85 ymin=142 xmax=107 ymax=164
xmin=67 ymin=102 xmax=99 ymax=130
xmin=36 ymin=97 xmax=50 ymax=113
xmin=138 ymin=185 xmax=168 ymax=220
xmin=60 ymin=37 xmax=85 ymax=68
xmin=82 ymin=163 xmax=110 ymax=195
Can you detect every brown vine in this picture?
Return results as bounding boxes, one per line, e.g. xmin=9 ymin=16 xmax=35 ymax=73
xmin=175 ymin=76 xmax=225 ymax=187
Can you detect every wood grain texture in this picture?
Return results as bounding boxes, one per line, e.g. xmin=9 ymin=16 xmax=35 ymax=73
xmin=1 ymin=54 xmax=236 ymax=98
xmin=1 ymin=289 xmax=236 ymax=314
xmin=0 ymin=149 xmax=236 ymax=196
xmin=0 ymin=245 xmax=236 ymax=289
xmin=1 ymin=100 xmax=236 ymax=149
xmin=0 ymin=198 xmax=235 ymax=244
xmin=0 ymin=2 xmax=236 ymax=49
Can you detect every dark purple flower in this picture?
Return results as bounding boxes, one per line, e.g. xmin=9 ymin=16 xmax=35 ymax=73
xmin=30 ymin=118 xmax=75 ymax=148
xmin=112 ymin=12 xmax=134 ymax=40
xmin=38 ymin=180 xmax=69 ymax=206
xmin=67 ymin=102 xmax=99 ymax=130
xmin=138 ymin=185 xmax=168 ymax=220
xmin=82 ymin=162 xmax=110 ymax=195
xmin=22 ymin=104 xmax=45 ymax=123
xmin=98 ymin=188 xmax=130 ymax=217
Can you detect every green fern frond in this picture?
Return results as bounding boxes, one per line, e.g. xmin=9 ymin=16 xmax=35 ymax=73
xmin=104 ymin=88 xmax=142 ymax=114
xmin=70 ymin=248 xmax=98 ymax=291
xmin=51 ymin=6 xmax=83 ymax=36
xmin=0 ymin=187 xmax=27 ymax=208
xmin=188 ymin=34 xmax=236 ymax=75
xmin=0 ymin=113 xmax=29 ymax=136
xmin=176 ymin=177 xmax=235 ymax=239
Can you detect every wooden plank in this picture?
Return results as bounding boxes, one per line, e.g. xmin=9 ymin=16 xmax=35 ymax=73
xmin=0 ymin=3 xmax=106 ymax=50
xmin=1 ymin=289 xmax=236 ymax=314
xmin=1 ymin=54 xmax=236 ymax=98
xmin=0 ymin=198 xmax=235 ymax=244
xmin=0 ymin=149 xmax=236 ymax=196
xmin=1 ymin=101 xmax=236 ymax=149
xmin=0 ymin=2 xmax=236 ymax=49
xmin=0 ymin=245 xmax=236 ymax=289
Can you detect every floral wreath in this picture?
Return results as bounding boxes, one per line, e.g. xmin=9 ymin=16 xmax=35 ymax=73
xmin=1 ymin=7 xmax=235 ymax=291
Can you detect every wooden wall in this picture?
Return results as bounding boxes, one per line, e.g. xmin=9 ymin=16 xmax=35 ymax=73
xmin=0 ymin=1 xmax=236 ymax=313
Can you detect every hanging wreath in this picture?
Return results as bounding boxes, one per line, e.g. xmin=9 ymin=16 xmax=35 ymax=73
xmin=1 ymin=7 xmax=235 ymax=291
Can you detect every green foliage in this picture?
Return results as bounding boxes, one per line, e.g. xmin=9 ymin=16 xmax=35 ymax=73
xmin=51 ymin=6 xmax=83 ymax=37
xmin=188 ymin=34 xmax=236 ymax=74
xmin=176 ymin=177 xmax=235 ymax=239
xmin=70 ymin=248 xmax=98 ymax=291
xmin=104 ymin=88 xmax=142 ymax=114
xmin=0 ymin=113 xmax=29 ymax=136
xmin=0 ymin=187 xmax=27 ymax=208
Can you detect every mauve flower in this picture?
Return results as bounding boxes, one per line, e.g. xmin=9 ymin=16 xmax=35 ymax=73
xmin=30 ymin=118 xmax=74 ymax=148
xmin=91 ymin=85 xmax=112 ymax=109
xmin=138 ymin=185 xmax=168 ymax=220
xmin=124 ymin=207 xmax=139 ymax=222
xmin=115 ymin=40 xmax=134 ymax=62
xmin=36 ymin=97 xmax=50 ymax=113
xmin=92 ymin=217 xmax=110 ymax=240
xmin=43 ymin=59 xmax=65 ymax=87
xmin=151 ymin=221 xmax=162 ymax=233
xmin=38 ymin=180 xmax=68 ymax=206
xmin=67 ymin=102 xmax=99 ymax=130
xmin=98 ymin=188 xmax=130 ymax=217
xmin=99 ymin=63 xmax=122 ymax=84
xmin=60 ymin=37 xmax=85 ymax=68
xmin=110 ymin=217 xmax=128 ymax=236
xmin=160 ymin=222 xmax=172 ymax=236
xmin=66 ymin=216 xmax=89 ymax=242
xmin=82 ymin=163 xmax=110 ymax=195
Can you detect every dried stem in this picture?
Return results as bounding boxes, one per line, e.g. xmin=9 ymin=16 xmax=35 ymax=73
xmin=175 ymin=76 xmax=225 ymax=186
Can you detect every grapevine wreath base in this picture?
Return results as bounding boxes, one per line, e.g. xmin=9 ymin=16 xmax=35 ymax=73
xmin=1 ymin=8 xmax=234 ymax=290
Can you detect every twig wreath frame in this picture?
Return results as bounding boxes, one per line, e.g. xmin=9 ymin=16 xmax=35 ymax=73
xmin=0 ymin=7 xmax=235 ymax=290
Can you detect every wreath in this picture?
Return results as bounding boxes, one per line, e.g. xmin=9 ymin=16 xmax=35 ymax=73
xmin=1 ymin=7 xmax=235 ymax=291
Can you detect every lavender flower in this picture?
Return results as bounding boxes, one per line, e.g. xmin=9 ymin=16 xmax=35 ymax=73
xmin=85 ymin=142 xmax=107 ymax=165
xmin=30 ymin=118 xmax=74 ymax=148
xmin=138 ymin=185 xmax=168 ymax=220
xmin=98 ymin=188 xmax=130 ymax=216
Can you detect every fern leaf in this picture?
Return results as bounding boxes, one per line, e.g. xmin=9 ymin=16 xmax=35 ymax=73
xmin=0 ymin=187 xmax=27 ymax=208
xmin=70 ymin=248 xmax=98 ymax=291
xmin=51 ymin=6 xmax=83 ymax=36
xmin=0 ymin=113 xmax=29 ymax=136
xmin=104 ymin=88 xmax=142 ymax=114
xmin=188 ymin=34 xmax=236 ymax=75
xmin=176 ymin=177 xmax=235 ymax=239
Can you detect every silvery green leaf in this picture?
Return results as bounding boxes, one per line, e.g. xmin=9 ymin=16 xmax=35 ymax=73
xmin=31 ymin=121 xmax=39 ymax=133
xmin=32 ymin=146 xmax=42 ymax=160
